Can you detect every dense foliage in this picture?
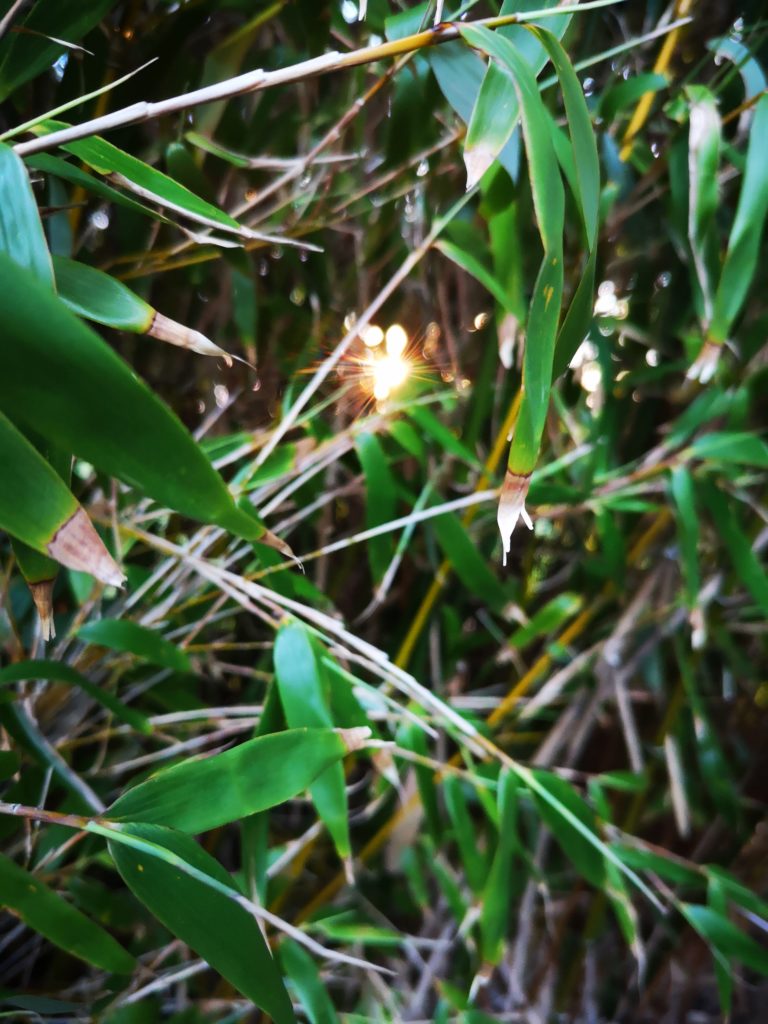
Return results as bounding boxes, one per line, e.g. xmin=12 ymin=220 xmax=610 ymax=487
xmin=0 ymin=1 xmax=767 ymax=1021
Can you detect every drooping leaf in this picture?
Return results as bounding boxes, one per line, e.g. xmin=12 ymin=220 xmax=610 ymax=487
xmin=0 ymin=850 xmax=134 ymax=974
xmin=77 ymin=619 xmax=191 ymax=673
xmin=274 ymin=623 xmax=351 ymax=858
xmin=0 ymin=660 xmax=150 ymax=734
xmin=710 ymin=95 xmax=768 ymax=341
xmin=529 ymin=769 xmax=606 ymax=887
xmin=480 ymin=768 xmax=519 ymax=964
xmin=105 ymin=822 xmax=294 ymax=1023
xmin=0 ymin=142 xmax=53 ymax=285
xmin=682 ymin=903 xmax=768 ymax=977
xmin=0 ymin=255 xmax=267 ymax=541
xmin=30 ymin=119 xmax=253 ymax=238
xmin=355 ymin=431 xmax=397 ymax=585
xmin=281 ymin=939 xmax=340 ymax=1024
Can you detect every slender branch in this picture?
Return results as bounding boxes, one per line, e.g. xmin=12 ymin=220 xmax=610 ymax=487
xmin=0 ymin=0 xmax=30 ymax=43
xmin=0 ymin=800 xmax=92 ymax=830
xmin=13 ymin=0 xmax=624 ymax=157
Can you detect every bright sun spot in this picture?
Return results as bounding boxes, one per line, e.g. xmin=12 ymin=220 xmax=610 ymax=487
xmin=371 ymin=353 xmax=410 ymax=401
xmin=356 ymin=323 xmax=411 ymax=402
xmin=385 ymin=323 xmax=408 ymax=357
xmin=362 ymin=324 xmax=384 ymax=348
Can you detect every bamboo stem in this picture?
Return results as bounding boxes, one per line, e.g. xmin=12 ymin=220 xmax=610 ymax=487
xmin=13 ymin=1 xmax=624 ymax=158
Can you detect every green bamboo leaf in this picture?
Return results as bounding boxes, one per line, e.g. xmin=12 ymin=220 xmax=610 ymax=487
xmin=105 ymin=822 xmax=294 ymax=1023
xmin=690 ymin=431 xmax=768 ymax=469
xmin=429 ymin=508 xmax=509 ymax=613
xmin=355 ymin=431 xmax=397 ymax=584
xmin=682 ymin=903 xmax=768 ymax=977
xmin=0 ymin=143 xmax=76 ymax=637
xmin=406 ymin=405 xmax=480 ymax=467
xmin=611 ymin=843 xmax=702 ymax=888
xmin=699 ymin=479 xmax=768 ymax=616
xmin=462 ymin=25 xmax=565 ymax=562
xmin=552 ymin=244 xmax=596 ymax=379
xmin=670 ymin=467 xmax=701 ymax=609
xmin=77 ymin=619 xmax=191 ymax=674
xmin=708 ymin=875 xmax=734 ymax=1015
xmin=435 ymin=239 xmax=515 ymax=313
xmin=464 ymin=0 xmax=573 ymax=188
xmin=707 ymin=35 xmax=766 ymax=101
xmin=281 ymin=939 xmax=340 ymax=1024
xmin=598 ymin=73 xmax=668 ymax=123
xmin=0 ymin=1 xmax=116 ymax=102
xmin=462 ymin=27 xmax=564 ymax=253
xmin=464 ymin=63 xmax=520 ymax=189
xmin=48 ymin=250 xmax=240 ymax=371
xmin=53 ymin=256 xmax=153 ymax=331
xmin=0 ymin=255 xmax=267 ymax=541
xmin=26 ymin=153 xmax=167 ymax=223
xmin=706 ymin=867 xmax=768 ymax=923
xmin=0 ymin=409 xmax=123 ymax=585
xmin=10 ymin=437 xmax=73 ymax=639
xmin=0 ymin=749 xmax=20 ymax=780
xmin=386 ymin=4 xmax=522 ymax=182
xmin=0 ymin=143 xmax=53 ymax=285
xmin=107 ymin=727 xmax=362 ymax=832
xmin=480 ymin=769 xmax=519 ymax=964
xmin=274 ymin=623 xmax=351 ymax=859
xmin=32 ymin=119 xmax=251 ymax=238
xmin=185 ymin=131 xmax=256 ymax=169
xmin=443 ymin=775 xmax=487 ymax=894
xmin=529 ymin=769 xmax=606 ymax=887
xmin=400 ymin=722 xmax=441 ymax=843
xmin=0 ymin=659 xmax=150 ymax=734
xmin=508 ymin=592 xmax=582 ymax=648
xmin=712 ymin=79 xmax=768 ymax=333
xmin=589 ymin=782 xmax=644 ymax=967
xmin=528 ymin=26 xmax=600 ymax=248
xmin=0 ymin=850 xmax=134 ymax=974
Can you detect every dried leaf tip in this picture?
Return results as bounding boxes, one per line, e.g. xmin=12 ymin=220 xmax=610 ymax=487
xmin=47 ymin=508 xmax=126 ymax=588
xmin=686 ymin=339 xmax=720 ymax=384
xmin=28 ymin=580 xmax=56 ymax=641
xmin=337 ymin=726 xmax=372 ymax=752
xmin=497 ymin=469 xmax=533 ymax=567
xmin=463 ymin=144 xmax=495 ymax=192
xmin=149 ymin=312 xmax=233 ymax=363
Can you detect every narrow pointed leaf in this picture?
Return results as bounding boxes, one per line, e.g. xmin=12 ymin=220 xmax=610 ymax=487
xmin=0 ymin=255 xmax=266 ymax=541
xmin=0 ymin=143 xmax=53 ymax=284
xmin=77 ymin=619 xmax=191 ymax=673
xmin=32 ymin=120 xmax=251 ymax=237
xmin=107 ymin=727 xmax=357 ymax=832
xmin=530 ymin=769 xmax=606 ymax=887
xmin=274 ymin=623 xmax=351 ymax=858
xmin=0 ymin=851 xmax=134 ymax=974
xmin=106 ymin=822 xmax=294 ymax=1023
xmin=281 ymin=939 xmax=340 ymax=1024
xmin=700 ymin=479 xmax=768 ymax=616
xmin=682 ymin=903 xmax=768 ymax=977
xmin=480 ymin=769 xmax=519 ymax=964
xmin=0 ymin=659 xmax=150 ymax=734
xmin=710 ymin=94 xmax=768 ymax=341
